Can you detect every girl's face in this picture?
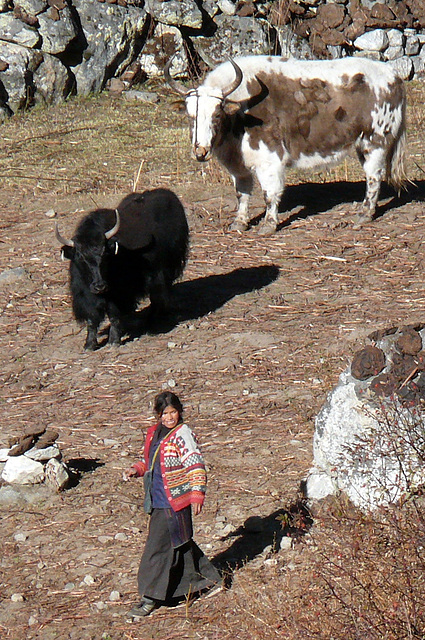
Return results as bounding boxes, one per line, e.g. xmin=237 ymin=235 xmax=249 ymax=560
xmin=161 ymin=405 xmax=180 ymax=429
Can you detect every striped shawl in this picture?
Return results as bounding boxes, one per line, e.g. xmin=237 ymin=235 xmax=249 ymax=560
xmin=132 ymin=422 xmax=207 ymax=512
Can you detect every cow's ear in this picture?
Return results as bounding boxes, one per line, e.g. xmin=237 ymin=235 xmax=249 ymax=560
xmin=61 ymin=246 xmax=74 ymax=260
xmin=223 ymin=101 xmax=240 ymax=116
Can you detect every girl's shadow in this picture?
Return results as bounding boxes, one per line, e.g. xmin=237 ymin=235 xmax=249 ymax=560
xmin=211 ymin=501 xmax=313 ymax=588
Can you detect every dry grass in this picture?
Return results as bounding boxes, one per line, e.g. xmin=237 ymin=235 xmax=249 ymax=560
xmin=0 ymin=79 xmax=425 ymax=640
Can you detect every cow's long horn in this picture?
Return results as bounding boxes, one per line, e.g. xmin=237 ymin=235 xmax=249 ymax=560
xmin=164 ymin=57 xmax=188 ymax=97
xmin=105 ymin=209 xmax=120 ymax=240
xmin=222 ymin=58 xmax=243 ymax=99
xmin=55 ymin=221 xmax=74 ymax=247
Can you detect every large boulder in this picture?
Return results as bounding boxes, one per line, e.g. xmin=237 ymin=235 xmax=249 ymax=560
xmin=306 ymin=325 xmax=425 ymax=512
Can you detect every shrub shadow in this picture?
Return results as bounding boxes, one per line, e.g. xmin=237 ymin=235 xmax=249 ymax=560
xmin=124 ymin=263 xmax=280 ymax=340
xmin=212 ymin=501 xmax=313 ymax=588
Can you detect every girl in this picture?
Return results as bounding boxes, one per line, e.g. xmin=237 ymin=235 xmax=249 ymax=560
xmin=123 ymin=391 xmax=221 ymax=617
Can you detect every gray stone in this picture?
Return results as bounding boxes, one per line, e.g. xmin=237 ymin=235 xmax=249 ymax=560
xmin=24 ymin=445 xmax=61 ymax=462
xmin=71 ymin=0 xmax=148 ymax=96
xmin=145 ymin=0 xmax=203 ymax=29
xmin=0 ymin=14 xmax=41 ymax=48
xmin=386 ymin=28 xmax=404 ymax=48
xmin=44 ymin=458 xmax=70 ymax=491
xmin=354 ymin=29 xmax=389 ymax=52
xmin=387 ymin=56 xmax=413 ymax=80
xmin=2 ymin=456 xmax=45 ymax=485
xmin=0 ymin=41 xmax=42 ymax=113
xmin=16 ymin=0 xmax=47 ymax=15
xmin=38 ymin=6 xmax=78 ymax=55
xmin=276 ymin=25 xmax=314 ymax=60
xmin=384 ymin=45 xmax=404 ymax=61
xmin=194 ymin=14 xmax=270 ymax=61
xmin=0 ymin=267 xmax=28 ymax=285
xmin=412 ymin=55 xmax=425 ymax=76
xmin=137 ymin=23 xmax=186 ymax=78
xmin=405 ymin=35 xmax=420 ymax=57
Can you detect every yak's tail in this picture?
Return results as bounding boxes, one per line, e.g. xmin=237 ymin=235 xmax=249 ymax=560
xmin=386 ymin=90 xmax=410 ymax=191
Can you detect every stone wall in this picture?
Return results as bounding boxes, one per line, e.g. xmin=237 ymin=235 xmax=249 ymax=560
xmin=0 ymin=0 xmax=424 ymax=121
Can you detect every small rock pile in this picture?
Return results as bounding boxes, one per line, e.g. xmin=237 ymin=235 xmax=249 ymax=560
xmin=352 ymin=324 xmax=425 ymax=406
xmin=1 ymin=427 xmax=71 ymax=491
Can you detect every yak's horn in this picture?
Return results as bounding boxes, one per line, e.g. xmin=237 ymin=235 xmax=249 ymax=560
xmin=163 ymin=56 xmax=189 ymax=96
xmin=55 ymin=221 xmax=74 ymax=247
xmin=222 ymin=58 xmax=243 ymax=99
xmin=105 ymin=209 xmax=120 ymax=240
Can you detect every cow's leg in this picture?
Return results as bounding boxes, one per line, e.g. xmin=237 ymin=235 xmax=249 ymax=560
xmin=229 ymin=173 xmax=254 ymax=232
xmin=354 ymin=144 xmax=386 ymax=228
xmin=255 ymin=159 xmax=286 ymax=236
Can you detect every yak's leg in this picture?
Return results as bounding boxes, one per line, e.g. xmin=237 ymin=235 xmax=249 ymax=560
xmin=229 ymin=173 xmax=254 ymax=232
xmin=84 ymin=319 xmax=100 ymax=351
xmin=255 ymin=156 xmax=286 ymax=236
xmin=148 ymin=272 xmax=171 ymax=318
xmin=354 ymin=144 xmax=386 ymax=228
xmin=106 ymin=301 xmax=123 ymax=345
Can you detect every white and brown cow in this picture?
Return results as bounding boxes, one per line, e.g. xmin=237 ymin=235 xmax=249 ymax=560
xmin=165 ymin=55 xmax=407 ymax=235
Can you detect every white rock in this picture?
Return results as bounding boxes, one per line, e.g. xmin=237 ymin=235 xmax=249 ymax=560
xmin=280 ymin=537 xmax=293 ymax=551
xmin=386 ymin=29 xmax=404 ymax=47
xmin=114 ymin=532 xmax=127 ymax=542
xmin=109 ymin=590 xmax=121 ymax=602
xmin=44 ymin=209 xmax=56 ymax=218
xmin=25 ymin=445 xmax=61 ymax=462
xmin=354 ymin=29 xmax=389 ymax=52
xmin=11 ymin=593 xmax=25 ymax=602
xmin=0 ymin=448 xmax=10 ymax=462
xmin=83 ymin=574 xmax=95 ymax=586
xmin=14 ymin=532 xmax=28 ymax=543
xmin=217 ymin=0 xmax=236 ymax=15
xmin=2 ymin=457 xmax=44 ymax=485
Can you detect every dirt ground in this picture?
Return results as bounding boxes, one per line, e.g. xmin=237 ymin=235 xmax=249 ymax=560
xmin=0 ymin=80 xmax=425 ymax=640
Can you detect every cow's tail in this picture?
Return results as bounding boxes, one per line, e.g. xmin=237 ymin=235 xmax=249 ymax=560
xmin=386 ymin=93 xmax=409 ymax=191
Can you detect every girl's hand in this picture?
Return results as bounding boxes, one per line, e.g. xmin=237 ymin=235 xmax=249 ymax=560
xmin=122 ymin=467 xmax=138 ymax=481
xmin=192 ymin=503 xmax=202 ymax=516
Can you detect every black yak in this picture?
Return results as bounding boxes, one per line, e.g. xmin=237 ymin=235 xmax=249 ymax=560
xmin=55 ymin=189 xmax=189 ymax=350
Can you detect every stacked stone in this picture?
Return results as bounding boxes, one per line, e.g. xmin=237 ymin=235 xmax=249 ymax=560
xmin=0 ymin=427 xmax=70 ymax=491
xmin=0 ymin=0 xmax=424 ymax=121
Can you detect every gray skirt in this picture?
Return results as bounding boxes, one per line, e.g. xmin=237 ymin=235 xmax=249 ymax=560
xmin=137 ymin=508 xmax=221 ymax=602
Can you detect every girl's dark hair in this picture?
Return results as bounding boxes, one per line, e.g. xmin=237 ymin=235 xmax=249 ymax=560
xmin=154 ymin=391 xmax=183 ymax=418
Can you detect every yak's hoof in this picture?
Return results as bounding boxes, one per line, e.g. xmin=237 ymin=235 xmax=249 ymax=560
xmin=84 ymin=341 xmax=98 ymax=351
xmin=229 ymin=219 xmax=248 ymax=232
xmin=352 ymin=213 xmax=372 ymax=230
xmin=257 ymin=219 xmax=277 ymax=236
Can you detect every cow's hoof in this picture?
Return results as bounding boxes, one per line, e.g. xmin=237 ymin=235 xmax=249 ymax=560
xmin=257 ymin=220 xmax=277 ymax=236
xmin=229 ymin=220 xmax=248 ymax=232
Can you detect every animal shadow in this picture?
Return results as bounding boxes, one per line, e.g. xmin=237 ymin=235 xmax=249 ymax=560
xmin=249 ymin=179 xmax=425 ymax=230
xmin=124 ymin=263 xmax=280 ymax=340
xmin=212 ymin=501 xmax=313 ymax=588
